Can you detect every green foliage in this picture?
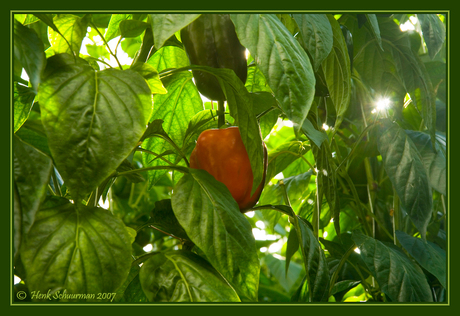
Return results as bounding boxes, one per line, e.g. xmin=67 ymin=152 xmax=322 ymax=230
xmin=13 ymin=12 xmax=447 ymax=304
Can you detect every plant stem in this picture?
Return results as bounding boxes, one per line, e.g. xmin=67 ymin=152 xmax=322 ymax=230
xmin=393 ymin=188 xmax=400 ymax=246
xmin=328 ymin=245 xmax=356 ymax=298
xmin=278 ymin=180 xmax=292 ymax=208
xmin=90 ymin=21 xmax=123 ymax=70
xmin=51 ymin=169 xmax=62 ymax=196
xmin=115 ymin=165 xmax=189 ymax=178
xmin=217 ymin=100 xmax=225 ymax=128
xmin=363 ymin=158 xmax=376 ymax=238
xmin=149 ymin=225 xmax=186 ymax=243
xmin=441 ymin=194 xmax=446 ymax=218
xmin=314 ymin=175 xmax=321 ymax=240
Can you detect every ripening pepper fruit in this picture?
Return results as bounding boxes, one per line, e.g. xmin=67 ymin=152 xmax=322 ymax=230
xmin=190 ymin=127 xmax=267 ymax=211
xmin=180 ymin=14 xmax=247 ymax=101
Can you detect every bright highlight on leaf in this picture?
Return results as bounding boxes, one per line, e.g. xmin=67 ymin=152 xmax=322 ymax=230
xmin=376 ymin=97 xmax=391 ymax=111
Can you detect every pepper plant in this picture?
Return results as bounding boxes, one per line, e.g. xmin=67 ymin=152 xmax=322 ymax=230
xmin=13 ymin=12 xmax=447 ymax=303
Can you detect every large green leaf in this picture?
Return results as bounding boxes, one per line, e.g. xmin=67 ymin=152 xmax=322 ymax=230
xmin=20 ymin=197 xmax=133 ymax=300
xmin=290 ymin=214 xmax=330 ymax=302
xmin=245 ymin=64 xmax=273 ymax=93
xmin=365 ymin=14 xmax=383 ymax=50
xmin=115 ymin=265 xmax=148 ymax=303
xmin=302 ymin=117 xmax=328 ymax=149
xmin=119 ymin=20 xmax=149 ymax=38
xmin=38 ymin=53 xmax=152 ymax=201
xmin=378 ymin=119 xmax=432 ymax=239
xmin=263 ymin=254 xmax=303 ymax=294
xmin=15 ymin=119 xmax=51 ymax=157
xmin=250 ymin=91 xmax=280 ymax=139
xmin=380 ymin=18 xmax=437 ymax=145
xmin=417 ymin=14 xmax=445 ymax=59
xmin=130 ymin=62 xmax=167 ymax=95
xmin=321 ymin=14 xmax=351 ymax=128
xmin=171 ymin=168 xmax=259 ymax=301
xmin=13 ymin=20 xmax=46 ymax=92
xmin=341 ymin=15 xmax=407 ymax=101
xmin=13 ymin=136 xmax=53 ymax=258
xmin=231 ymin=14 xmax=315 ymax=134
xmin=347 ymin=16 xmax=436 ymax=145
xmin=265 ymin=141 xmax=311 ymax=185
xmin=148 ymin=199 xmax=189 ymax=241
xmin=141 ymin=46 xmax=199 ymax=186
xmin=143 ymin=72 xmax=202 ymax=186
xmin=352 ymin=231 xmax=433 ymax=302
xmin=13 ymin=83 xmax=36 ymax=133
xmin=396 ymin=230 xmax=446 ymax=289
xmin=13 ymin=19 xmax=46 ymax=92
xmin=150 ymin=14 xmax=201 ymax=49
xmin=139 ymin=251 xmax=240 ymax=302
xmin=293 ymin=14 xmax=333 ymax=71
xmin=48 ymin=14 xmax=89 ymax=55
xmin=147 ymin=45 xmax=189 ymax=72
xmin=405 ymin=130 xmax=446 ymax=195
xmin=105 ymin=14 xmax=132 ymax=43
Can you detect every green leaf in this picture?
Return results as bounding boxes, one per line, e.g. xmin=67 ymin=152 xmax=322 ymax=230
xmin=380 ymin=17 xmax=436 ymax=145
xmin=147 ymin=45 xmax=189 ymax=72
xmin=293 ymin=216 xmax=330 ymax=302
xmin=119 ymin=19 xmax=149 ymax=38
xmin=425 ymin=61 xmax=446 ymax=103
xmin=365 ymin=14 xmax=383 ymax=50
xmin=182 ymin=109 xmax=219 ymax=154
xmin=331 ymin=280 xmax=361 ymax=296
xmin=293 ymin=14 xmax=333 ymax=71
xmin=395 ymin=230 xmax=446 ymax=289
xmin=139 ymin=250 xmax=240 ymax=302
xmin=321 ymin=14 xmax=351 ymax=128
xmin=15 ymin=119 xmax=52 ymax=157
xmin=130 ymin=62 xmax=167 ymax=95
xmin=105 ymin=14 xmax=132 ymax=43
xmin=13 ymin=136 xmax=53 ymax=258
xmin=143 ymin=72 xmax=202 ymax=187
xmin=171 ymin=169 xmax=259 ymax=301
xmin=116 ymin=159 xmax=145 ymax=183
xmin=231 ymin=14 xmax=315 ymax=135
xmin=115 ymin=265 xmax=148 ymax=303
xmin=150 ymin=14 xmax=201 ymax=49
xmin=417 ymin=14 xmax=445 ymax=59
xmin=285 ymin=225 xmax=299 ymax=277
xmin=48 ymin=14 xmax=89 ymax=55
xmin=301 ymin=118 xmax=328 ymax=148
xmin=378 ymin=119 xmax=432 ymax=239
xmin=13 ymin=83 xmax=36 ymax=133
xmin=33 ymin=14 xmax=59 ymax=33
xmin=405 ymin=130 xmax=446 ymax=195
xmin=352 ymin=230 xmax=433 ymax=302
xmin=245 ymin=64 xmax=273 ymax=93
xmin=250 ymin=91 xmax=281 ymax=139
xmin=13 ymin=19 xmax=46 ymax=92
xmin=38 ymin=53 xmax=152 ymax=201
xmin=263 ymin=254 xmax=303 ymax=294
xmin=148 ymin=199 xmax=189 ymax=240
xmin=341 ymin=15 xmax=407 ymax=100
xmin=266 ymin=141 xmax=311 ymax=184
xmin=20 ymin=197 xmax=133 ymax=300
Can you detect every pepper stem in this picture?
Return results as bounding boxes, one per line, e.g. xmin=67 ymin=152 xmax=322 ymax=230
xmin=218 ymin=100 xmax=225 ymax=128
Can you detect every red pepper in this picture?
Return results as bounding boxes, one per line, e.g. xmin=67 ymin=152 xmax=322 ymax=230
xmin=190 ymin=127 xmax=267 ymax=211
